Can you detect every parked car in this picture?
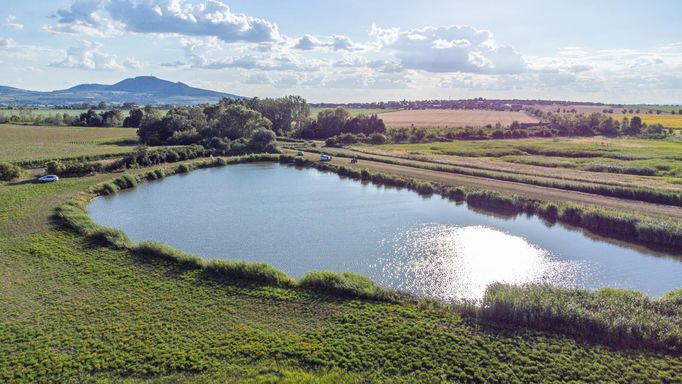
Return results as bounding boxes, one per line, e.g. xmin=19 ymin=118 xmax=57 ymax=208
xmin=38 ymin=175 xmax=59 ymax=183
xmin=297 ymin=151 xmax=305 ymax=156
xmin=320 ymin=154 xmax=332 ymax=162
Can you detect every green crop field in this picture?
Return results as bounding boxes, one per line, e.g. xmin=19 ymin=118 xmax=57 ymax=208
xmin=0 ymin=124 xmax=138 ymax=163
xmin=624 ymin=105 xmax=682 ymax=114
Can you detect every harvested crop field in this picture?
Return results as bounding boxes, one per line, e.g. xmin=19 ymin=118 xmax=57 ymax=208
xmin=0 ymin=124 xmax=138 ymax=163
xmin=378 ymin=109 xmax=539 ymax=128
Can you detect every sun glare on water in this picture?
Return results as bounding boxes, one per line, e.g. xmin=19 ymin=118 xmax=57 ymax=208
xmin=377 ymin=225 xmax=586 ymax=301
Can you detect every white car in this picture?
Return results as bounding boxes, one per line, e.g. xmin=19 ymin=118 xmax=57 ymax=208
xmin=320 ymin=154 xmax=332 ymax=162
xmin=38 ymin=175 xmax=59 ymax=183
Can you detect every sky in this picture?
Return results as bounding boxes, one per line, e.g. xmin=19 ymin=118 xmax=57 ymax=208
xmin=1 ymin=0 xmax=681 ymax=103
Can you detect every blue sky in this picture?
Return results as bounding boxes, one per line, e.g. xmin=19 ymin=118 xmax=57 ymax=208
xmin=1 ymin=0 xmax=681 ymax=103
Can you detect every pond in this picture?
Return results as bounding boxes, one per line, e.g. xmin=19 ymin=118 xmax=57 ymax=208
xmin=89 ymin=163 xmax=682 ymax=300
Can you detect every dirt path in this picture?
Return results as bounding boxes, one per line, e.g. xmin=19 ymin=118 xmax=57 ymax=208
xmin=323 ymin=154 xmax=682 ymax=220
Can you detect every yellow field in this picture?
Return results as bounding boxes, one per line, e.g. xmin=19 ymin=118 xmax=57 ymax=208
xmin=610 ymin=114 xmax=682 ymax=129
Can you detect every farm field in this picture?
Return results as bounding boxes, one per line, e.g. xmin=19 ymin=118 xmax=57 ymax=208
xmin=378 ymin=109 xmax=539 ymax=128
xmin=626 ymin=105 xmax=682 ymax=114
xmin=610 ymin=114 xmax=682 ymax=129
xmin=0 ymin=108 xmax=90 ymax=118
xmin=310 ymin=107 xmax=396 ymax=117
xmin=0 ymin=124 xmax=138 ymax=163
xmin=376 ymin=136 xmax=682 ymax=180
xmin=530 ymin=104 xmax=620 ymax=114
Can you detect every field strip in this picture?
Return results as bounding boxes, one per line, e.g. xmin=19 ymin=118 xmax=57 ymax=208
xmin=317 ymin=153 xmax=682 ymax=220
xmin=347 ymin=146 xmax=682 ymax=192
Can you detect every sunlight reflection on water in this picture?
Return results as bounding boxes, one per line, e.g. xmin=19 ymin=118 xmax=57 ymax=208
xmin=375 ymin=225 xmax=589 ymax=301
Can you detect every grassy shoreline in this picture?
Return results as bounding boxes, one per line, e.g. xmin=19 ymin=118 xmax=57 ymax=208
xmin=47 ymin=153 xmax=682 ymax=353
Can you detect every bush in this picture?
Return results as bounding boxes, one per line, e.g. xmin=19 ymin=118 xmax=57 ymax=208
xmin=369 ymin=133 xmax=388 ymax=144
xmin=47 ymin=160 xmax=104 ymax=177
xmin=0 ymin=162 xmax=21 ymax=181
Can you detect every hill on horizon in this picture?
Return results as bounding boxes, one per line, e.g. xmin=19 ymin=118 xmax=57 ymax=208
xmin=0 ymin=76 xmax=241 ymax=106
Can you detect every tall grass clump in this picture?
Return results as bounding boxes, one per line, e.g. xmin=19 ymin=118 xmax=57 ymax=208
xmin=298 ymin=271 xmax=401 ymax=301
xmin=205 ymin=260 xmax=294 ymax=287
xmin=53 ymin=200 xmax=132 ymax=249
xmin=134 ymin=241 xmax=206 ymax=270
xmin=480 ymin=283 xmax=682 ymax=352
xmin=53 ymin=200 xmax=98 ymax=235
xmin=88 ymin=227 xmax=133 ymax=249
xmin=466 ymin=190 xmax=522 ymax=213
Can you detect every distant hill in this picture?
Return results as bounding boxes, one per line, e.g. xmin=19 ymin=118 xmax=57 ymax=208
xmin=0 ymin=76 xmax=241 ymax=105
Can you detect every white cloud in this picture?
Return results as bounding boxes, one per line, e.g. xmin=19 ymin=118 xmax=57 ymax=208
xmin=0 ymin=37 xmax=62 ymax=59
xmin=123 ymin=57 xmax=145 ymax=70
xmin=292 ymin=34 xmax=371 ymax=51
xmin=50 ymin=40 xmax=142 ymax=71
xmin=46 ymin=0 xmax=280 ymax=43
xmin=166 ymin=37 xmax=326 ymax=71
xmin=4 ymin=16 xmax=24 ymax=30
xmin=373 ymin=25 xmax=525 ymax=74
xmin=0 ymin=37 xmax=15 ymax=48
xmin=243 ymin=73 xmax=272 ymax=84
xmin=45 ymin=0 xmax=121 ymax=36
xmin=292 ymin=34 xmax=322 ymax=50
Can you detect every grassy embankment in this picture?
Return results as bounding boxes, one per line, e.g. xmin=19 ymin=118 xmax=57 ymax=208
xmin=1 ymin=129 xmax=682 ymax=381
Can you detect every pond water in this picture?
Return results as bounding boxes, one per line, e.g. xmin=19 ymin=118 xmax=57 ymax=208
xmin=89 ymin=163 xmax=682 ymax=300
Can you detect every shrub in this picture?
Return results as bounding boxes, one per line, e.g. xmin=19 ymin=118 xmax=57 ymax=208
xmin=0 ymin=162 xmax=21 ymax=181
